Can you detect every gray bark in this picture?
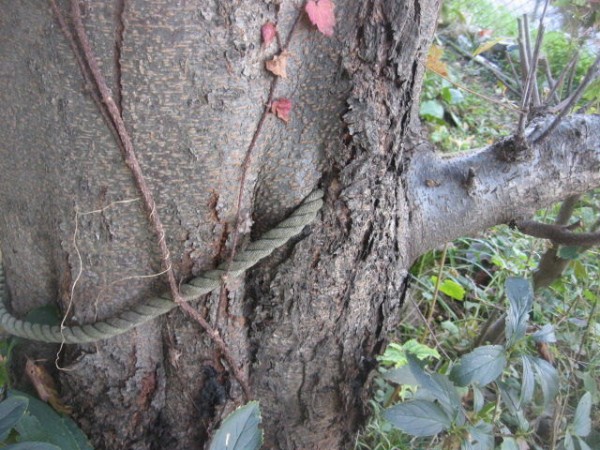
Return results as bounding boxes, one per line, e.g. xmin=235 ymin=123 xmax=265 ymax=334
xmin=0 ymin=1 xmax=598 ymax=449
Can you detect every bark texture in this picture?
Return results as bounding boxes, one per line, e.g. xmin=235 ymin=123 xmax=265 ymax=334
xmin=0 ymin=1 xmax=598 ymax=449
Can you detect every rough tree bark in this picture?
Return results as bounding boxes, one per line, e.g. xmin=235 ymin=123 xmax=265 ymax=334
xmin=0 ymin=1 xmax=598 ymax=449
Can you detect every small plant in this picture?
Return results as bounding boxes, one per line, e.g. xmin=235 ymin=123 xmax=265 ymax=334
xmin=375 ymin=278 xmax=595 ymax=449
xmin=208 ymin=401 xmax=263 ymax=450
xmin=0 ymin=390 xmax=92 ymax=450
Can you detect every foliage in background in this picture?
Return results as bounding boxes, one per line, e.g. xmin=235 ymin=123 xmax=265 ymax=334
xmin=357 ymin=192 xmax=600 ymax=449
xmin=359 ymin=0 xmax=599 ymax=447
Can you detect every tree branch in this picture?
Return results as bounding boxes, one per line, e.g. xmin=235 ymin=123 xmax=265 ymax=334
xmin=406 ymin=114 xmax=600 ymax=260
xmin=513 ymin=220 xmax=600 ymax=246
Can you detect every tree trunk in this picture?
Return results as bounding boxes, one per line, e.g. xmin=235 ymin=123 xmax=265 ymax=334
xmin=1 ymin=1 xmax=599 ymax=449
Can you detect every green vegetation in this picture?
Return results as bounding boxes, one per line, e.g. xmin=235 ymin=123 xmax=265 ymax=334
xmin=358 ymin=0 xmax=599 ymax=448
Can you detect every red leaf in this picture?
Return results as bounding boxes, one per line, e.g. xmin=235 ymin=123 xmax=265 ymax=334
xmin=270 ymin=98 xmax=292 ymax=123
xmin=261 ymin=21 xmax=277 ymax=47
xmin=305 ymin=0 xmax=336 ymax=37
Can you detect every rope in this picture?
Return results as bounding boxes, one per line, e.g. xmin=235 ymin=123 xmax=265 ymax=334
xmin=0 ymin=190 xmax=323 ymax=344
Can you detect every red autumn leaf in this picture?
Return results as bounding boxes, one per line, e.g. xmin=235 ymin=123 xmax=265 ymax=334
xmin=270 ymin=98 xmax=292 ymax=123
xmin=261 ymin=21 xmax=277 ymax=47
xmin=305 ymin=0 xmax=336 ymax=37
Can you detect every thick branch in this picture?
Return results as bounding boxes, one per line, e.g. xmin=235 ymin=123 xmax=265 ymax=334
xmin=514 ymin=220 xmax=600 ymax=246
xmin=407 ymin=114 xmax=600 ymax=260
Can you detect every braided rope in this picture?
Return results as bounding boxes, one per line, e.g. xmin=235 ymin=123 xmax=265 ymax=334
xmin=0 ymin=190 xmax=323 ymax=344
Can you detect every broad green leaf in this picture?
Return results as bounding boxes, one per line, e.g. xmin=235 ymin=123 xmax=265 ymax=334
xmin=7 ymin=390 xmax=93 ymax=450
xmin=402 ymin=340 xmax=440 ymax=361
xmin=4 ymin=443 xmax=61 ymax=450
xmin=379 ymin=340 xmax=439 ymax=368
xmin=378 ymin=343 xmax=407 ymax=367
xmin=406 ymin=356 xmax=460 ymax=416
xmin=505 ymin=277 xmax=533 ymax=346
xmin=381 ymin=366 xmax=417 ymax=386
xmin=441 ymin=87 xmax=464 ymax=105
xmin=209 ymin=401 xmax=262 ymax=450
xmin=564 ymin=432 xmax=575 ymax=450
xmin=527 ymin=356 xmax=559 ymax=407
xmin=14 ymin=414 xmax=48 ymax=442
xmin=574 ymin=436 xmax=593 ymax=450
xmin=558 ymin=246 xmax=582 ymax=260
xmin=532 ymin=324 xmax=557 ymax=343
xmin=450 ymin=345 xmax=506 ymax=387
xmin=384 ymin=400 xmax=451 ymax=437
xmin=419 ymin=100 xmax=444 ymax=120
xmin=582 ymin=289 xmax=597 ymax=302
xmin=472 ymin=385 xmax=484 ymax=414
xmin=25 ymin=305 xmax=61 ymax=326
xmin=572 ymin=259 xmax=588 ymax=280
xmin=500 ymin=437 xmax=519 ymax=450
xmin=438 ymin=279 xmax=466 ymax=301
xmin=572 ymin=392 xmax=592 ymax=437
xmin=0 ymin=396 xmax=29 ymax=440
xmin=467 ymin=421 xmax=494 ymax=450
xmin=519 ymin=355 xmax=535 ymax=407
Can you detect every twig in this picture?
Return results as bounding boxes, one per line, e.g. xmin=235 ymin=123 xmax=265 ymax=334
xmin=514 ymin=219 xmax=600 ymax=246
xmin=219 ymin=12 xmax=303 ymax=323
xmin=440 ymin=37 xmax=520 ymax=96
xmin=534 ymin=53 xmax=600 ymax=144
xmin=70 ymin=1 xmax=181 ymax=304
xmin=541 ymin=57 xmax=559 ymax=104
xmin=68 ymin=0 xmax=254 ymax=395
xmin=545 ymin=51 xmax=579 ymax=103
xmin=177 ymin=301 xmax=250 ymax=400
xmin=431 ymin=70 xmax=521 ymax=112
xmin=49 ymin=0 xmax=124 ymax=156
xmin=421 ymin=244 xmax=448 ymax=343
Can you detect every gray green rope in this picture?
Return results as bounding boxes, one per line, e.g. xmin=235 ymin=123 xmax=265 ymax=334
xmin=0 ymin=190 xmax=323 ymax=344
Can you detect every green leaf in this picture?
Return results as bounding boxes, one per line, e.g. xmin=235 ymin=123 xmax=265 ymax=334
xmin=572 ymin=392 xmax=592 ymax=437
xmin=384 ymin=400 xmax=452 ymax=437
xmin=24 ymin=305 xmax=61 ymax=326
xmin=564 ymin=432 xmax=575 ymax=450
xmin=4 ymin=443 xmax=61 ymax=450
xmin=558 ymin=246 xmax=582 ymax=260
xmin=505 ymin=277 xmax=533 ymax=346
xmin=438 ymin=279 xmax=466 ymax=301
xmin=419 ymin=100 xmax=444 ymax=120
xmin=572 ymin=259 xmax=588 ymax=280
xmin=574 ymin=436 xmax=593 ymax=450
xmin=0 ymin=396 xmax=29 ymax=440
xmin=450 ymin=345 xmax=506 ymax=387
xmin=406 ymin=356 xmax=460 ymax=417
xmin=209 ymin=401 xmax=262 ymax=450
xmin=467 ymin=421 xmax=494 ymax=449
xmin=402 ymin=340 xmax=440 ymax=361
xmin=519 ymin=355 xmax=535 ymax=407
xmin=472 ymin=386 xmax=484 ymax=414
xmin=527 ymin=356 xmax=559 ymax=407
xmin=378 ymin=343 xmax=407 ymax=367
xmin=500 ymin=437 xmax=519 ymax=450
xmin=7 ymin=390 xmax=93 ymax=450
xmin=441 ymin=87 xmax=465 ymax=105
xmin=381 ymin=366 xmax=417 ymax=385
xmin=532 ymin=324 xmax=556 ymax=343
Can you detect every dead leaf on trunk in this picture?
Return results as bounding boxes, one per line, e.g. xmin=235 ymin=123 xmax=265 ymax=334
xmin=265 ymin=51 xmax=290 ymax=78
xmin=25 ymin=357 xmax=73 ymax=415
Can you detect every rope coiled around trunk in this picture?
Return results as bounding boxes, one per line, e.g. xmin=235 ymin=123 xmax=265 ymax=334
xmin=0 ymin=190 xmax=323 ymax=344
